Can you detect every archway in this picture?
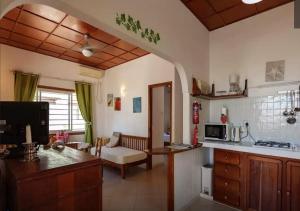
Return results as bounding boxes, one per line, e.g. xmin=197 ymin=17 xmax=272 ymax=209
xmin=1 ymin=0 xmax=209 ymax=143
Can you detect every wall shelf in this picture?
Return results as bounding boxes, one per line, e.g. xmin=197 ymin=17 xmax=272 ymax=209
xmin=191 ymin=93 xmax=248 ymax=100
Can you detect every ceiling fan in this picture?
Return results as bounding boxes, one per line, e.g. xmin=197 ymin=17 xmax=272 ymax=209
xmin=77 ymin=34 xmax=106 ymax=57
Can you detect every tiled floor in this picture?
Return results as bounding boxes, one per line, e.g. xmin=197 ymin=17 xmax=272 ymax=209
xmin=103 ymin=164 xmax=167 ymax=211
xmin=102 ymin=163 xmax=237 ymax=211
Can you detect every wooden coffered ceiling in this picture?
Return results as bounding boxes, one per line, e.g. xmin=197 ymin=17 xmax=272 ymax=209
xmin=182 ymin=0 xmax=293 ymax=31
xmin=0 ymin=4 xmax=149 ymax=70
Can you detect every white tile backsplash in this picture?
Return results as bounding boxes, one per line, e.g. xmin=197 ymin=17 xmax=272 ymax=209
xmin=209 ymin=89 xmax=300 ymax=144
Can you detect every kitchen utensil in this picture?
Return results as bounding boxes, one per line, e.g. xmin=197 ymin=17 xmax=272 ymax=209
xmin=289 ymin=91 xmax=296 ymax=116
xmin=287 ymin=91 xmax=297 ymax=124
xmin=287 ymin=116 xmax=296 ymax=124
xmin=231 ymin=126 xmax=241 ymax=142
xmin=295 ymin=85 xmax=300 ymax=112
xmin=283 ymin=91 xmax=289 ymax=116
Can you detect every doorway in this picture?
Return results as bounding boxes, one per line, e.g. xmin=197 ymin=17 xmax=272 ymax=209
xmin=149 ymin=81 xmax=172 ymax=151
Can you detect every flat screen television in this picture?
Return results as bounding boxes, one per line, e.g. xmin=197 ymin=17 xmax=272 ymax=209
xmin=0 ymin=101 xmax=49 ymax=146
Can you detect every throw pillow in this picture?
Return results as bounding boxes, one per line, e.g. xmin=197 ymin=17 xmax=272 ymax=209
xmin=106 ymin=134 xmax=119 ymax=147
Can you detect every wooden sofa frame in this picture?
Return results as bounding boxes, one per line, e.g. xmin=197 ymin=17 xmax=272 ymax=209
xmin=95 ymin=134 xmax=152 ymax=179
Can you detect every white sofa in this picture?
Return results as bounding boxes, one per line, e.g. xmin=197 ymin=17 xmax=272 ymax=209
xmin=91 ymin=134 xmax=151 ymax=178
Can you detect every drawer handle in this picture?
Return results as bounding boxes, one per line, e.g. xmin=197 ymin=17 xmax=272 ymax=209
xmin=287 ymin=191 xmax=290 ymax=196
xmin=277 ymin=190 xmax=281 ymax=195
xmin=224 ymin=195 xmax=228 ymax=200
xmin=224 ymin=182 xmax=228 ymax=186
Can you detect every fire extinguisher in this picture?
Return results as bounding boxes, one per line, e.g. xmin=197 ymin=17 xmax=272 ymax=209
xmin=192 ymin=101 xmax=200 ymax=145
xmin=193 ymin=125 xmax=198 ymax=145
xmin=193 ymin=101 xmax=200 ymax=124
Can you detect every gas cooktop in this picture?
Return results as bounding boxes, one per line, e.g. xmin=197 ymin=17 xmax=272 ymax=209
xmin=254 ymin=140 xmax=291 ymax=149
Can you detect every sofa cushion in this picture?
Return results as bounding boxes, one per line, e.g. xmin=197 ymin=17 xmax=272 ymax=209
xmin=106 ymin=135 xmax=119 ymax=148
xmin=101 ymin=146 xmax=147 ymax=164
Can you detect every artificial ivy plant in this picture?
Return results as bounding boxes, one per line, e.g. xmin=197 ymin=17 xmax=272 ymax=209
xmin=116 ymin=13 xmax=161 ymax=44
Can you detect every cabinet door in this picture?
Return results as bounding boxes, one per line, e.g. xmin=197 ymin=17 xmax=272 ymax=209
xmin=247 ymin=155 xmax=282 ymax=211
xmin=285 ymin=161 xmax=300 ymax=211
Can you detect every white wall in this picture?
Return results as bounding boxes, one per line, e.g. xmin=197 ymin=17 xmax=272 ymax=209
xmin=209 ymin=3 xmax=300 ymax=91
xmin=1 ymin=0 xmax=210 ymax=144
xmin=95 ymin=54 xmax=179 ymax=141
xmin=0 ymin=44 xmax=99 ymax=141
xmin=0 ymin=44 xmax=99 ymax=101
xmin=174 ymin=148 xmax=209 ymax=211
xmin=209 ymin=3 xmax=300 ymax=144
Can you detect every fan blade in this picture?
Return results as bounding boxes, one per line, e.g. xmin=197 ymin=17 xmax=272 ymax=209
xmin=72 ymin=44 xmax=83 ymax=52
xmin=87 ymin=38 xmax=107 ymax=50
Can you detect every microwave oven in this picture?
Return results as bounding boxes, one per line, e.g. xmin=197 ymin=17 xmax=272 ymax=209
xmin=204 ymin=123 xmax=230 ymax=141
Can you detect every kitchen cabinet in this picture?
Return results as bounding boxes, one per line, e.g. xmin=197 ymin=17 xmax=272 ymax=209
xmin=213 ymin=149 xmax=243 ymax=208
xmin=246 ymin=155 xmax=282 ymax=211
xmin=285 ymin=161 xmax=300 ymax=211
xmin=212 ymin=149 xmax=300 ymax=211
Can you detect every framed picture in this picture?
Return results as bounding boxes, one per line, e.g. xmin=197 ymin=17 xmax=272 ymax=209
xmin=114 ymin=97 xmax=121 ymax=111
xmin=265 ymin=60 xmax=285 ymax=82
xmin=133 ymin=97 xmax=142 ymax=113
xmin=107 ymin=94 xmax=113 ymax=107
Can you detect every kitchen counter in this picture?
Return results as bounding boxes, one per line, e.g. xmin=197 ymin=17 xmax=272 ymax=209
xmin=200 ymin=140 xmax=300 ymax=160
xmin=144 ymin=143 xmax=202 ymax=155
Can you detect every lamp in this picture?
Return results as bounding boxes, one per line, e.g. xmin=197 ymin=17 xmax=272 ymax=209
xmin=242 ymin=0 xmax=262 ymax=4
xmin=82 ymin=48 xmax=94 ymax=57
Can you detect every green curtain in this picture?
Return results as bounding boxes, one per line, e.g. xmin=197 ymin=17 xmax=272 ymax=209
xmin=14 ymin=71 xmax=39 ymax=101
xmin=75 ymin=82 xmax=93 ymax=144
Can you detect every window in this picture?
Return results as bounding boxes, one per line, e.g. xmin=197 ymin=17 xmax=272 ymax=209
xmin=35 ymin=87 xmax=85 ymax=132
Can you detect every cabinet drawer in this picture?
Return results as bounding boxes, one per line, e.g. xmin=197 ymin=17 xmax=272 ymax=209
xmin=215 ymin=149 xmax=240 ymax=165
xmin=214 ymin=176 xmax=240 ymax=194
xmin=214 ymin=191 xmax=240 ymax=207
xmin=214 ymin=163 xmax=240 ymax=180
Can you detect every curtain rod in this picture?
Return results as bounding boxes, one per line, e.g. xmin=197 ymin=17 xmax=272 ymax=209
xmin=10 ymin=71 xmax=94 ymax=84
xmin=12 ymin=70 xmax=38 ymax=76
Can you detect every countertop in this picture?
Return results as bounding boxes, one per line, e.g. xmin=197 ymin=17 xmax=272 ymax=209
xmin=4 ymin=146 xmax=101 ymax=179
xmin=200 ymin=140 xmax=300 ymax=160
xmin=144 ymin=143 xmax=202 ymax=155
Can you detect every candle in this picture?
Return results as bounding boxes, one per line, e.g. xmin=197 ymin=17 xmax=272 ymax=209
xmin=26 ymin=125 xmax=32 ymax=144
xmin=221 ymin=107 xmax=227 ymax=115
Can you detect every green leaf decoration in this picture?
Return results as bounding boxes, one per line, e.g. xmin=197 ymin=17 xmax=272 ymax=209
xmin=136 ymin=21 xmax=141 ymax=30
xmin=132 ymin=25 xmax=137 ymax=33
xmin=156 ymin=33 xmax=160 ymax=41
xmin=126 ymin=23 xmax=131 ymax=30
xmin=115 ymin=13 xmax=161 ymax=44
xmin=116 ymin=18 xmax=121 ymax=25
xmin=121 ymin=14 xmax=126 ymax=22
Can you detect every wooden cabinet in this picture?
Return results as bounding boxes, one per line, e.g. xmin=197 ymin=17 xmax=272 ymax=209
xmin=0 ymin=165 xmax=4 ymax=211
xmin=213 ymin=149 xmax=242 ymax=208
xmin=246 ymin=155 xmax=282 ymax=211
xmin=284 ymin=161 xmax=300 ymax=211
xmin=213 ymin=149 xmax=300 ymax=211
xmin=4 ymin=147 xmax=102 ymax=211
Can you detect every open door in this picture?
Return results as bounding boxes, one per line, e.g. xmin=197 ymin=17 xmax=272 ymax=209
xmin=148 ymin=82 xmax=172 ymax=165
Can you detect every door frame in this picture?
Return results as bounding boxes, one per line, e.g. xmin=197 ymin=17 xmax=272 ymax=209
xmin=148 ymin=81 xmax=173 ymax=148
